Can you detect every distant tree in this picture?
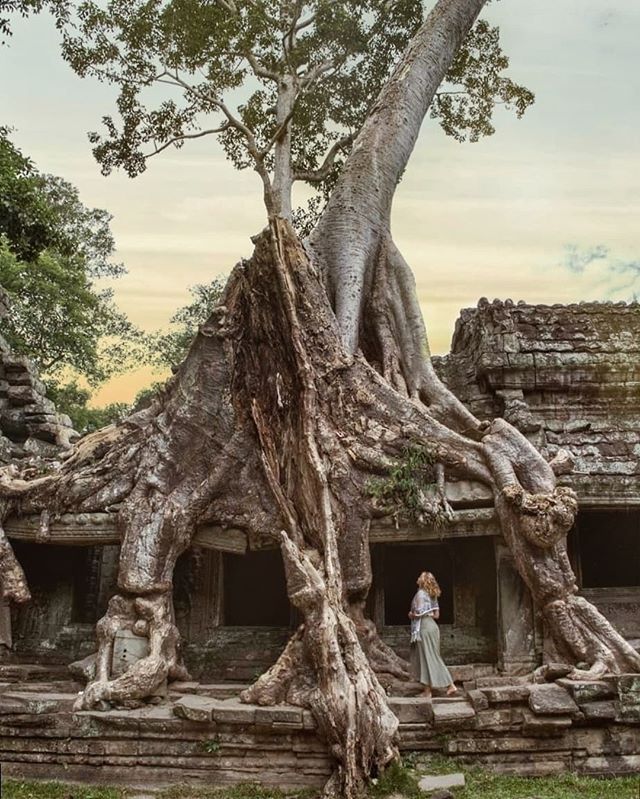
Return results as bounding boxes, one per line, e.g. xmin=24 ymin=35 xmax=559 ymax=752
xmin=0 ymin=129 xmax=141 ymax=383
xmin=45 ymin=378 xmax=130 ymax=433
xmin=146 ymin=278 xmax=225 ymax=371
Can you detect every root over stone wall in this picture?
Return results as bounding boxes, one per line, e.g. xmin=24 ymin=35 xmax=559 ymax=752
xmin=1 ymin=667 xmax=639 ymax=788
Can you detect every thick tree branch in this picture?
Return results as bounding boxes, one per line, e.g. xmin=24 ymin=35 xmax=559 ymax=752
xmin=144 ymin=125 xmax=229 ymax=160
xmin=293 ymin=134 xmax=354 ymax=183
xmin=243 ymin=50 xmax=281 ymax=82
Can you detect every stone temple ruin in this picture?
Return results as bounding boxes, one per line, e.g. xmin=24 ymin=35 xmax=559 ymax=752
xmin=0 ymin=295 xmax=639 ymax=787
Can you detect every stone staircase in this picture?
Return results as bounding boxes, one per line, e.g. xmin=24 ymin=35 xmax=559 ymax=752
xmin=0 ymin=664 xmax=639 ymax=789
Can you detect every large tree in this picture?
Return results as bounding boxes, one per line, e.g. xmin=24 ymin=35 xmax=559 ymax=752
xmin=1 ymin=2 xmax=639 ymax=797
xmin=0 ymin=129 xmax=141 ymax=383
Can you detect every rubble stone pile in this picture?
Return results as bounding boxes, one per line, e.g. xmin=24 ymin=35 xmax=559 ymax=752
xmin=0 ymin=286 xmax=78 ymax=462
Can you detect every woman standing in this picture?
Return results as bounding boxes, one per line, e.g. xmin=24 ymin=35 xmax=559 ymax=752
xmin=409 ymin=571 xmax=457 ymax=699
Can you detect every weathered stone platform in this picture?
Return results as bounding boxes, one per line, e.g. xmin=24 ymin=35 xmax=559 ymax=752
xmin=1 ymin=665 xmax=639 ymax=789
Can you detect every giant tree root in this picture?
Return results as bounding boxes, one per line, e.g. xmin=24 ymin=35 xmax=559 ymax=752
xmin=2 ymin=218 xmax=638 ymax=796
xmin=243 ymin=535 xmax=398 ymax=799
xmin=545 ymin=595 xmax=640 ymax=678
xmin=486 ymin=420 xmax=640 ymax=677
xmin=75 ymin=591 xmax=188 ymax=709
xmin=0 ymin=520 xmax=30 ymax=603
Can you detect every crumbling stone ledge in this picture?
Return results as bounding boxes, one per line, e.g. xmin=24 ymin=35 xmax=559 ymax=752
xmin=0 ymin=667 xmax=639 ymax=789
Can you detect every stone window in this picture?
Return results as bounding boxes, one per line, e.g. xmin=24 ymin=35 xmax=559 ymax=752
xmin=381 ymin=543 xmax=454 ymax=625
xmin=10 ymin=541 xmax=86 ymax=645
xmin=222 ymin=549 xmax=291 ymax=626
xmin=577 ymin=509 xmax=640 ymax=588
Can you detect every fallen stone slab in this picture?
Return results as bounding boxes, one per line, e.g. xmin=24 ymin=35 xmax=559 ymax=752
xmin=557 ymin=678 xmax=615 ymax=704
xmin=173 ymin=695 xmax=219 ymax=723
xmin=466 ymin=689 xmax=489 ymax=712
xmin=418 ymin=772 xmax=465 ymax=793
xmin=522 ymin=707 xmax=572 ymax=736
xmin=389 ymin=697 xmax=433 ymax=724
xmin=431 ymin=700 xmax=475 ymax=728
xmin=529 ymin=683 xmax=579 ymax=716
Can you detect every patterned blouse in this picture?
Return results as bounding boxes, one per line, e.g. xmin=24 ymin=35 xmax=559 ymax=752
xmin=410 ymin=588 xmax=439 ymax=642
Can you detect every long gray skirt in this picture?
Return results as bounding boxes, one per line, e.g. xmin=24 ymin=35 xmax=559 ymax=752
xmin=410 ymin=616 xmax=452 ymax=688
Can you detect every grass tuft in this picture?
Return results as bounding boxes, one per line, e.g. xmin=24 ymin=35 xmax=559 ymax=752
xmin=3 ymin=765 xmax=640 ymax=799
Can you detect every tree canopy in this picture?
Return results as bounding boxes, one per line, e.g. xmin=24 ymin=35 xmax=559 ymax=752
xmin=4 ymin=0 xmax=533 ymax=222
xmin=0 ymin=129 xmax=141 ymax=383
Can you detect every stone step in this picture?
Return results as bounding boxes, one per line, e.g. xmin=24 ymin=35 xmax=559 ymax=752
xmin=197 ymin=683 xmax=249 ymax=699
xmin=0 ymin=664 xmax=71 ymax=682
xmin=1 ymin=680 xmax=82 ymax=695
xmin=0 ymin=691 xmax=76 ymax=715
xmin=432 ymin=700 xmax=476 ymax=729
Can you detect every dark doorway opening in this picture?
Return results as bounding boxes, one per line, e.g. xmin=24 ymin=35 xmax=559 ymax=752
xmin=223 ymin=549 xmax=291 ymax=626
xmin=383 ymin=543 xmax=454 ymax=625
xmin=577 ymin=509 xmax=640 ymax=588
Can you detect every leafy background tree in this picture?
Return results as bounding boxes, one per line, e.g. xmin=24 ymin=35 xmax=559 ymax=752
xmin=146 ymin=278 xmax=225 ymax=371
xmin=0 ymin=127 xmax=145 ymax=429
xmin=0 ymin=126 xmax=227 ymax=432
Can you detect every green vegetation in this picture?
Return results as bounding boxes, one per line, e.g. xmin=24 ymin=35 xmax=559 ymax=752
xmin=0 ymin=129 xmax=225 ymax=431
xmin=158 ymin=785 xmax=315 ymax=799
xmin=1 ymin=782 xmax=315 ymax=799
xmin=5 ymin=766 xmax=639 ymax=799
xmin=5 ymin=0 xmax=532 ymax=231
xmin=44 ymin=379 xmax=131 ymax=433
xmin=366 ymin=445 xmax=446 ymax=525
xmin=146 ymin=279 xmax=225 ymax=372
xmin=3 ymin=781 xmax=125 ymax=799
xmin=369 ymin=756 xmax=640 ymax=799
xmin=0 ymin=129 xmax=142 ymax=385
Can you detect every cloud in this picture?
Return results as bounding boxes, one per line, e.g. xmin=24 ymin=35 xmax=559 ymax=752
xmin=560 ymin=244 xmax=640 ymax=298
xmin=562 ymin=244 xmax=609 ymax=274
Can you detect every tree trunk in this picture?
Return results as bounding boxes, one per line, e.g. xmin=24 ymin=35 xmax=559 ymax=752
xmin=1 ymin=0 xmax=638 ymax=795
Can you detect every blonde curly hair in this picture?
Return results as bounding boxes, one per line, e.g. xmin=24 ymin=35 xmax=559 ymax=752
xmin=417 ymin=571 xmax=441 ymax=598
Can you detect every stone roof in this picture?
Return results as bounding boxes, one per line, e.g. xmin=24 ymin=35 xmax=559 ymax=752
xmin=436 ymin=299 xmax=640 ymax=506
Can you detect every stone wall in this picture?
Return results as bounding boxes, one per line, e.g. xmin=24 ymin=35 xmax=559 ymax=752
xmin=436 ymin=299 xmax=640 ymax=505
xmin=1 ymin=668 xmax=639 ymax=788
xmin=0 ymin=286 xmax=78 ymax=461
xmin=435 ymin=299 xmax=640 ymax=663
xmin=3 ymin=300 xmax=639 ymax=680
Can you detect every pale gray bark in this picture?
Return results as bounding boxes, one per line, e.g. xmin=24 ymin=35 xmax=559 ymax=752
xmin=308 ymin=0 xmax=487 ymax=434
xmin=310 ymin=0 xmax=486 ymax=349
xmin=272 ymin=75 xmax=295 ymax=218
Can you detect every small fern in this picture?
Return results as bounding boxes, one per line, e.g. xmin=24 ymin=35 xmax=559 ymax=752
xmin=366 ymin=445 xmax=448 ymax=527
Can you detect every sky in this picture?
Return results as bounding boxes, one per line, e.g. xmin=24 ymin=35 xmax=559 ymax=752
xmin=1 ymin=0 xmax=639 ymax=405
